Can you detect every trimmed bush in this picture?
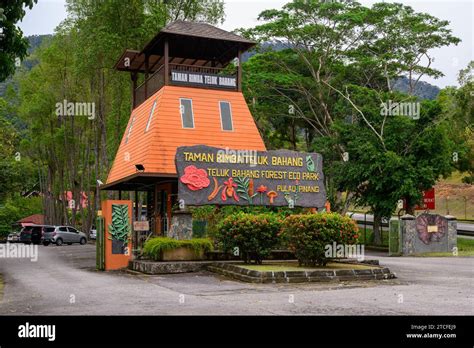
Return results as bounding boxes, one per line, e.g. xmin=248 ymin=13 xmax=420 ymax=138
xmin=281 ymin=213 xmax=359 ymax=266
xmin=143 ymin=237 xmax=213 ymax=261
xmin=215 ymin=212 xmax=282 ymax=264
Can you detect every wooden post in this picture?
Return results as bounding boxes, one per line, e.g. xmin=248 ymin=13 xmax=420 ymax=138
xmin=144 ymin=53 xmax=149 ymax=99
xmin=237 ymin=47 xmax=242 ymax=92
xmin=134 ymin=190 xmax=139 ymax=222
xmin=131 ymin=72 xmax=137 ymax=109
xmin=164 ymin=38 xmax=169 ymax=85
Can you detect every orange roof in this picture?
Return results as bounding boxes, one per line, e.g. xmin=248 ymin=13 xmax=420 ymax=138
xmin=106 ymin=86 xmax=266 ymax=185
xmin=17 ymin=214 xmax=45 ymax=225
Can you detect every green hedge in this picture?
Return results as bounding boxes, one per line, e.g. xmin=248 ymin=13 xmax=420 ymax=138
xmin=143 ymin=237 xmax=213 ymax=261
xmin=191 ymin=205 xmax=307 ymax=239
xmin=215 ymin=212 xmax=282 ymax=264
xmin=280 ymin=213 xmax=359 ymax=266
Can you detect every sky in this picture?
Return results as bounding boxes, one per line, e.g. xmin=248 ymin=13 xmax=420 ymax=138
xmin=18 ymin=0 xmax=473 ymax=88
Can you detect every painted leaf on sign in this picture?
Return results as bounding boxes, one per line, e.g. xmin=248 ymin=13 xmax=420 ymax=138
xmin=108 ymin=204 xmax=131 ymax=243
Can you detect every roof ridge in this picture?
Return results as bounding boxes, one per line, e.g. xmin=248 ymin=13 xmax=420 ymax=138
xmin=160 ymin=20 xmax=255 ymax=43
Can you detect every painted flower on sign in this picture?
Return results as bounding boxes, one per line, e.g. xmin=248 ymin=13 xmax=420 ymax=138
xmin=256 ymin=185 xmax=268 ymax=205
xmin=221 ymin=177 xmax=239 ymax=202
xmin=180 ymin=165 xmax=210 ymax=191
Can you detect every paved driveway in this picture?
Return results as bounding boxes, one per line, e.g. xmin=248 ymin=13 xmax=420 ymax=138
xmin=0 ymin=243 xmax=472 ymax=315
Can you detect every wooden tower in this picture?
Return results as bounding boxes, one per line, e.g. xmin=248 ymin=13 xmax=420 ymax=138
xmin=102 ymin=21 xmax=266 ymax=235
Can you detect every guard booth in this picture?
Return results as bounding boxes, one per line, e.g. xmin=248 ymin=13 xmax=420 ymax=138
xmin=99 ymin=21 xmax=266 ymax=258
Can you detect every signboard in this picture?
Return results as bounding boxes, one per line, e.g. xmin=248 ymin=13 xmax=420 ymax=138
xmin=133 ymin=221 xmax=150 ymax=231
xmin=171 ymin=71 xmax=236 ymax=89
xmin=176 ymin=145 xmax=327 ymax=208
xmin=403 ymin=188 xmax=435 ymax=210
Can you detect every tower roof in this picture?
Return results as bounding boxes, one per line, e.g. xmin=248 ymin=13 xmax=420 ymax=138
xmin=114 ymin=20 xmax=256 ymax=73
xmin=103 ymin=86 xmax=266 ymax=190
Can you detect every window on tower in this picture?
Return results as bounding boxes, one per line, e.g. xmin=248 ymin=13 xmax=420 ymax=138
xmin=180 ymin=98 xmax=194 ymax=129
xmin=219 ymin=101 xmax=233 ymax=131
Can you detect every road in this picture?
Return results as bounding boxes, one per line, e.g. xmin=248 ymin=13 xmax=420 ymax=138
xmin=0 ymin=243 xmax=472 ymax=315
xmin=348 ymin=212 xmax=474 ymax=236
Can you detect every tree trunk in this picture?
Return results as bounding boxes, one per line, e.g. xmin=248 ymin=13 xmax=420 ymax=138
xmin=373 ymin=211 xmax=383 ymax=245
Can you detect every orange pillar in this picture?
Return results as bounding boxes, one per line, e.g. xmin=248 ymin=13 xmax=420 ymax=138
xmin=101 ymin=200 xmax=133 ymax=271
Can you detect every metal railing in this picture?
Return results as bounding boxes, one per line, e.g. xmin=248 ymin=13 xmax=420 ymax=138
xmin=134 ymin=65 xmax=165 ymax=108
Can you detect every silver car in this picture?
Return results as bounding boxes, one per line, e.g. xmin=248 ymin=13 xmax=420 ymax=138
xmin=89 ymin=229 xmax=97 ymax=240
xmin=7 ymin=232 xmax=20 ymax=243
xmin=42 ymin=226 xmax=88 ymax=246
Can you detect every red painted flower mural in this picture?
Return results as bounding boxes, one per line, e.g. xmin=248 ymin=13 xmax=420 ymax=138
xmin=416 ymin=214 xmax=448 ymax=245
xmin=221 ymin=177 xmax=239 ymax=202
xmin=180 ymin=165 xmax=210 ymax=191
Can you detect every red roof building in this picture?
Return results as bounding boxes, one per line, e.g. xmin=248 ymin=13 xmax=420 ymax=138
xmin=17 ymin=214 xmax=45 ymax=227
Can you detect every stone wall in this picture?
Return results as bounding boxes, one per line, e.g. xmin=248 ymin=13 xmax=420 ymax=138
xmin=401 ymin=214 xmax=457 ymax=255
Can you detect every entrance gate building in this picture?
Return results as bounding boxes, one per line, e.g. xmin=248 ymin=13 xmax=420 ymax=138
xmin=99 ymin=21 xmax=266 ymax=262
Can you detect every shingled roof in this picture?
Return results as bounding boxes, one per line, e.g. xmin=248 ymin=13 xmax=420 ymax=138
xmin=154 ymin=20 xmax=255 ymax=45
xmin=114 ymin=20 xmax=256 ymax=73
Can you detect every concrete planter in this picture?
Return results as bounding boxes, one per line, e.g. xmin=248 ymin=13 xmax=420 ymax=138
xmin=161 ymin=247 xmax=206 ymax=261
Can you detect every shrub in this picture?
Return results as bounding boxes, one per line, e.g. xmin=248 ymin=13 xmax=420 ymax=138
xmin=191 ymin=205 xmax=307 ymax=241
xmin=215 ymin=212 xmax=282 ymax=264
xmin=280 ymin=213 xmax=359 ymax=266
xmin=143 ymin=237 xmax=213 ymax=261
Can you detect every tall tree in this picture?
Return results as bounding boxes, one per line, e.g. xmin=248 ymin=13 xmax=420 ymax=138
xmin=241 ymin=0 xmax=461 ymax=242
xmin=0 ymin=0 xmax=37 ymax=81
xmin=15 ymin=0 xmax=225 ymax=232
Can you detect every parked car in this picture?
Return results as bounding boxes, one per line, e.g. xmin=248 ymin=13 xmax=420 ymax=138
xmin=89 ymin=228 xmax=97 ymax=240
xmin=42 ymin=226 xmax=87 ymax=246
xmin=20 ymin=225 xmax=55 ymax=244
xmin=19 ymin=226 xmax=33 ymax=243
xmin=7 ymin=232 xmax=21 ymax=243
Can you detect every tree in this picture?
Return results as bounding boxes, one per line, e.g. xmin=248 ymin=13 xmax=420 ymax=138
xmin=0 ymin=113 xmax=35 ymax=202
xmin=438 ymin=62 xmax=474 ymax=184
xmin=0 ymin=0 xmax=37 ymax=81
xmin=333 ymin=93 xmax=455 ymax=243
xmin=15 ymin=0 xmax=225 ymax=232
xmin=241 ymin=0 xmax=461 ymax=242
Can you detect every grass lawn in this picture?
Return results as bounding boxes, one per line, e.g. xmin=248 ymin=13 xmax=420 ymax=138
xmin=238 ymin=261 xmax=377 ymax=272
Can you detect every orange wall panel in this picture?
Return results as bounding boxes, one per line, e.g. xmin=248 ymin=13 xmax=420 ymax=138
xmin=107 ymin=86 xmax=266 ymax=184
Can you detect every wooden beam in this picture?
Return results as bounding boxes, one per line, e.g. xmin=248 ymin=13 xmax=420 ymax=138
xmin=164 ymin=38 xmax=169 ymax=85
xmin=135 ymin=190 xmax=139 ymax=222
xmin=131 ymin=72 xmax=137 ymax=109
xmin=238 ymin=47 xmax=242 ymax=92
xmin=144 ymin=53 xmax=149 ymax=99
xmin=149 ymin=56 xmax=163 ymax=73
